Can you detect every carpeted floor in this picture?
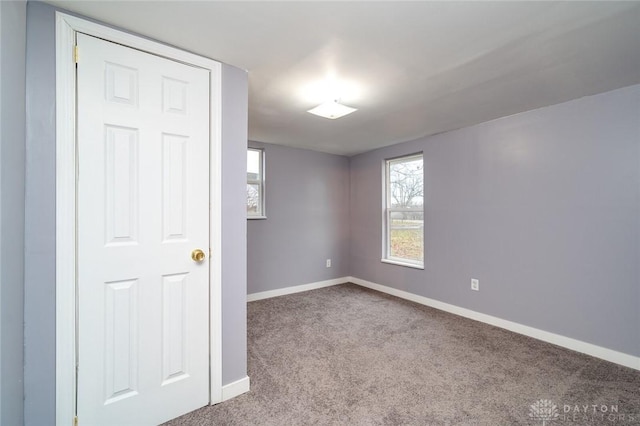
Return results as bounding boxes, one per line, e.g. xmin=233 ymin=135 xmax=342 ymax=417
xmin=165 ymin=283 xmax=640 ymax=425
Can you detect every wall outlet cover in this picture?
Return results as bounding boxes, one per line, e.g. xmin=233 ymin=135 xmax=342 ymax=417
xmin=471 ymin=279 xmax=479 ymax=291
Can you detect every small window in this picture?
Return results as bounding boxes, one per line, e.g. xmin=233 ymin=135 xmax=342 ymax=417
xmin=247 ymin=148 xmax=265 ymax=218
xmin=383 ymin=154 xmax=424 ymax=268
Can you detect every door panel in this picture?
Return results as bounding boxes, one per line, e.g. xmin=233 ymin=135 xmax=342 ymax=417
xmin=76 ymin=33 xmax=210 ymax=426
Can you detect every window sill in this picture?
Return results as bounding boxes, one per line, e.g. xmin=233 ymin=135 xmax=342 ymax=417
xmin=381 ymin=258 xmax=424 ymax=270
xmin=247 ymin=216 xmax=267 ymax=220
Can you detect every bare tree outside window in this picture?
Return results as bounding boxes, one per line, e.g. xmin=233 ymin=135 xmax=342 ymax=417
xmin=247 ymin=184 xmax=259 ymax=214
xmin=389 ymin=160 xmax=423 ymax=208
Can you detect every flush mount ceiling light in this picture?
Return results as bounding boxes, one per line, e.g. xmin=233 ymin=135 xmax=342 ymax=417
xmin=307 ymin=99 xmax=357 ymax=120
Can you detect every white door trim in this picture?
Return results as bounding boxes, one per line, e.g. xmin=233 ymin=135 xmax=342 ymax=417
xmin=55 ymin=12 xmax=223 ymax=426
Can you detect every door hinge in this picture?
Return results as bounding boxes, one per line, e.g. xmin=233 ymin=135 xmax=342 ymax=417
xmin=73 ymin=416 xmax=78 ymax=426
xmin=74 ymin=45 xmax=79 ymax=64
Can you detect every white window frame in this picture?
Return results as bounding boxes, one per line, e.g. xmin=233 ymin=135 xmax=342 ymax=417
xmin=382 ymin=153 xmax=424 ymax=269
xmin=247 ymin=147 xmax=266 ymax=219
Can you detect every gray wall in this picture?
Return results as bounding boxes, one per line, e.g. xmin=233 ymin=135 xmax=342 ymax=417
xmin=350 ymin=84 xmax=640 ymax=357
xmin=247 ymin=142 xmax=350 ymax=294
xmin=0 ymin=1 xmax=26 ymax=425
xmin=24 ymin=3 xmax=56 ymax=422
xmin=222 ymin=65 xmax=248 ymax=384
xmin=24 ymin=2 xmax=248 ymax=424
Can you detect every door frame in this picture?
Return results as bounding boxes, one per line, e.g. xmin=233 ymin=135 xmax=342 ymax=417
xmin=55 ymin=12 xmax=223 ymax=425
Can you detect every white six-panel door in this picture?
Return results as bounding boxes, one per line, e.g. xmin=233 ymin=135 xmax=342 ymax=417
xmin=76 ymin=33 xmax=210 ymax=425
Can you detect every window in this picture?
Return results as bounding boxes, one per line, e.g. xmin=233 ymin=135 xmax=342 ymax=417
xmin=383 ymin=154 xmax=424 ymax=268
xmin=247 ymin=148 xmax=265 ymax=218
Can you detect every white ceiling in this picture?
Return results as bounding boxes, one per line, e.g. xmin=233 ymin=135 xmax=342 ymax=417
xmin=47 ymin=1 xmax=640 ymax=156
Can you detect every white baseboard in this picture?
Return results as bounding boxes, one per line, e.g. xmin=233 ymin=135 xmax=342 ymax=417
xmin=221 ymin=376 xmax=250 ymax=402
xmin=348 ymin=276 xmax=640 ymax=371
xmin=247 ymin=277 xmax=348 ymax=302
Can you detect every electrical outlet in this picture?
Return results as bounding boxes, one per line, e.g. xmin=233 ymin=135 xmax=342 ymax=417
xmin=471 ymin=278 xmax=479 ymax=291
xmin=326 ymin=259 xmax=332 ymax=268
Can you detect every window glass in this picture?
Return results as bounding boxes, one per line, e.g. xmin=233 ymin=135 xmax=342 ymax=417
xmin=384 ymin=154 xmax=424 ymax=267
xmin=247 ymin=148 xmax=265 ymax=218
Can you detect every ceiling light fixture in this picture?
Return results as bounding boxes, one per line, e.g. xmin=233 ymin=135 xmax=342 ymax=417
xmin=307 ymin=99 xmax=357 ymax=120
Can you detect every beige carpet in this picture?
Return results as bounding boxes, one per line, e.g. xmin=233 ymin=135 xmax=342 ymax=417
xmin=165 ymin=283 xmax=640 ymax=425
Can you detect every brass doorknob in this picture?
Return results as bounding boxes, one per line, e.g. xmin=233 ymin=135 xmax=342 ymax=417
xmin=191 ymin=249 xmax=206 ymax=262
